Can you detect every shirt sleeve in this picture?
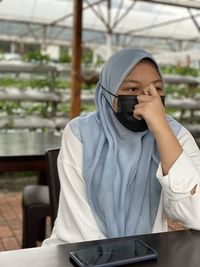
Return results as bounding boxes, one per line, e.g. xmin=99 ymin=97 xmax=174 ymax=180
xmin=156 ymin=126 xmax=200 ymax=230
xmin=42 ymin=122 xmax=105 ymax=247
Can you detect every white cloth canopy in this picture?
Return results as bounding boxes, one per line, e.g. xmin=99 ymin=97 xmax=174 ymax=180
xmin=0 ymin=0 xmax=200 ymax=60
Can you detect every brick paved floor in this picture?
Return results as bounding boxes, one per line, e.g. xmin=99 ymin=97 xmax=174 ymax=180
xmin=0 ymin=190 xmax=51 ymax=252
xmin=0 ymin=191 xmax=22 ymax=251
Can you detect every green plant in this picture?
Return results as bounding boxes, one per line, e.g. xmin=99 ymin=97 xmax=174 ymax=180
xmin=0 ymin=78 xmax=30 ymax=89
xmin=59 ymin=52 xmax=71 ymax=63
xmin=24 ymin=103 xmax=49 ymax=117
xmin=81 ymin=103 xmax=95 ymax=112
xmin=82 ymin=49 xmax=93 ymax=64
xmin=57 ymin=103 xmax=70 ymax=114
xmin=0 ymin=101 xmax=21 ymax=115
xmin=23 ymin=51 xmax=50 ymax=63
xmin=82 ymin=83 xmax=96 ymax=90
xmin=95 ymin=55 xmax=105 ymax=67
xmin=161 ymin=65 xmax=199 ymax=77
xmin=165 ymin=84 xmax=186 ymax=96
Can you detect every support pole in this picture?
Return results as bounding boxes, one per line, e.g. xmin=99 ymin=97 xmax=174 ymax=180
xmin=70 ymin=0 xmax=83 ymax=118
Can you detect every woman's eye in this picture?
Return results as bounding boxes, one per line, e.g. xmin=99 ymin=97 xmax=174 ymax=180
xmin=127 ymin=87 xmax=139 ymax=92
xmin=156 ymin=87 xmax=163 ymax=92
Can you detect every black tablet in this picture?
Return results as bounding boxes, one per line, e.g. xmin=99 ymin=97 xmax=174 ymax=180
xmin=69 ymin=238 xmax=157 ymax=267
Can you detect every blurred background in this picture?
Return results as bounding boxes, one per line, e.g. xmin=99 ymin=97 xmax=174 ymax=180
xmin=0 ymin=0 xmax=200 ymax=251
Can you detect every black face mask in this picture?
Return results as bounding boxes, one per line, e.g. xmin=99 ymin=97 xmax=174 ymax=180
xmin=115 ymin=95 xmax=165 ymax=132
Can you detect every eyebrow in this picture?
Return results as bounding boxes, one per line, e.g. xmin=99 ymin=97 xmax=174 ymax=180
xmin=123 ymin=79 xmax=163 ymax=84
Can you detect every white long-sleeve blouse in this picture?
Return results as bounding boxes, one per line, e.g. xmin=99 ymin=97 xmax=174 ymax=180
xmin=43 ymin=121 xmax=200 ymax=246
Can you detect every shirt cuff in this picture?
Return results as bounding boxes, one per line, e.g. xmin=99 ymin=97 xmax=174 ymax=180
xmin=156 ymin=151 xmax=199 ymax=200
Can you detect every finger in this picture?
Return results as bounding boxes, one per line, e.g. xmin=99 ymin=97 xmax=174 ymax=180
xmin=133 ymin=106 xmax=145 ymax=120
xmin=148 ymin=84 xmax=159 ymax=96
xmin=134 ymin=103 xmax=146 ymax=109
xmin=142 ymin=84 xmax=159 ymax=97
xmin=143 ymin=87 xmax=150 ymax=95
xmin=137 ymin=95 xmax=152 ymax=103
xmin=133 ymin=111 xmax=142 ymax=120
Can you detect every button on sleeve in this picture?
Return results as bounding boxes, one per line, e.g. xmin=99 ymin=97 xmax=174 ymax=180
xmin=157 ymin=151 xmax=199 ymax=200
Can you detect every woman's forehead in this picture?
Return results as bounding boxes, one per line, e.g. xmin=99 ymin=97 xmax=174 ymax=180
xmin=125 ymin=59 xmax=161 ymax=79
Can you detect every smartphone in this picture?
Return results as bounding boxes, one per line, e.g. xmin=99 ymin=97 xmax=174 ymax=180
xmin=69 ymin=238 xmax=157 ymax=267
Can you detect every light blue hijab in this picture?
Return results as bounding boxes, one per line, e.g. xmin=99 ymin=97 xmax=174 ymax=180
xmin=76 ymin=48 xmax=181 ymax=238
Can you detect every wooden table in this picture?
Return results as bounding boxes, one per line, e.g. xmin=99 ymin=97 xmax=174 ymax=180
xmin=0 ymin=131 xmax=61 ymax=183
xmin=0 ymin=230 xmax=200 ymax=267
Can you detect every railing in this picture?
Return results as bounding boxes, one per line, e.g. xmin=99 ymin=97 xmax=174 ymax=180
xmin=0 ymin=88 xmax=95 ymax=129
xmin=0 ymin=62 xmax=200 ymax=136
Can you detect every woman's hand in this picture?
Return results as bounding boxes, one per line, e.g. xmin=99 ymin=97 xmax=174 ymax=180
xmin=134 ymin=83 xmax=183 ymax=176
xmin=133 ymin=83 xmax=168 ymax=135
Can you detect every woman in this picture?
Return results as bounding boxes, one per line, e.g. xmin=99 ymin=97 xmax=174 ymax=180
xmin=43 ymin=48 xmax=200 ymax=246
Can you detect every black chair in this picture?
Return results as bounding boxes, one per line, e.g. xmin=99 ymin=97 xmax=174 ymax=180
xmin=45 ymin=148 xmax=60 ymax=226
xmin=22 ymin=148 xmax=60 ymax=248
xmin=22 ymin=184 xmax=50 ymax=248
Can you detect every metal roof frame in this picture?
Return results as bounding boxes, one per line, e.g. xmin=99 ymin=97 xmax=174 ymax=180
xmin=140 ymin=0 xmax=200 ymax=9
xmin=1 ymin=0 xmax=200 ymax=47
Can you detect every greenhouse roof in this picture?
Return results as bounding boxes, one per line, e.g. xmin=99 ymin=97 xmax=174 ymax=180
xmin=142 ymin=0 xmax=200 ymax=9
xmin=0 ymin=0 xmax=200 ymax=52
